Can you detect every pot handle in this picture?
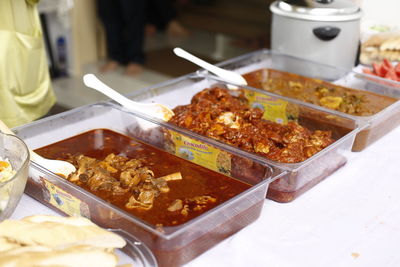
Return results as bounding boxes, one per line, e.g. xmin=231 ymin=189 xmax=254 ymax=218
xmin=314 ymin=0 xmax=334 ymax=4
xmin=313 ymin=26 xmax=341 ymax=41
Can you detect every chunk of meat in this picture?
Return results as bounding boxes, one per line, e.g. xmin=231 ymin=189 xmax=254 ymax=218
xmin=126 ymin=179 xmax=158 ymax=210
xmin=167 ymin=199 xmax=183 ymax=212
xmin=152 ymin=177 xmax=169 ymax=193
xmin=67 ymin=155 xmax=121 ymax=192
xmin=125 ymin=194 xmax=153 ymax=210
xmin=167 ymin=195 xmax=217 ymax=216
xmin=86 ymin=167 xmax=116 ymax=191
xmin=120 ymin=167 xmax=154 ymax=189
xmin=68 ymin=155 xmax=96 ymax=182
xmin=67 ymin=153 xmax=182 ymax=210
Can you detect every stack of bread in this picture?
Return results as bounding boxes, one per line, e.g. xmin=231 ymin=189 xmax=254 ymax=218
xmin=0 ymin=215 xmax=131 ymax=267
xmin=360 ymin=32 xmax=400 ymax=65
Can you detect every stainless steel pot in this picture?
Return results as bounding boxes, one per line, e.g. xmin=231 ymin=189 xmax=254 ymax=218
xmin=270 ymin=0 xmax=362 ymax=69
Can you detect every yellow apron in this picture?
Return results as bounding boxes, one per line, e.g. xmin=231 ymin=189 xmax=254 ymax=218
xmin=0 ymin=0 xmax=56 ymax=128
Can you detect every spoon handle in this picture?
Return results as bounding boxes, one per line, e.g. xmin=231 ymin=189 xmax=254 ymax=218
xmin=173 ymin=47 xmax=247 ymax=86
xmin=83 ymin=74 xmax=138 ymax=110
xmin=174 ymin=47 xmax=223 ymax=75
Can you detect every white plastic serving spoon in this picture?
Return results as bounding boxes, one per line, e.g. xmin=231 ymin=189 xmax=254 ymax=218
xmin=173 ymin=47 xmax=248 ymax=90
xmin=83 ymin=74 xmax=174 ymax=121
xmin=0 ymin=120 xmax=76 ymax=177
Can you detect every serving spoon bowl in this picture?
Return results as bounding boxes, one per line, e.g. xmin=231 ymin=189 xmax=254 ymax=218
xmin=173 ymin=47 xmax=248 ymax=90
xmin=0 ymin=120 xmax=76 ymax=177
xmin=83 ymin=74 xmax=174 ymax=121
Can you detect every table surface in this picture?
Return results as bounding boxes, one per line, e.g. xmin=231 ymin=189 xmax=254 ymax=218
xmin=12 ymin=124 xmax=400 ymax=267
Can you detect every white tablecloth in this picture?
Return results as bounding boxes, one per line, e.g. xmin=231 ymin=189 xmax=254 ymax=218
xmin=12 ymin=125 xmax=400 ymax=267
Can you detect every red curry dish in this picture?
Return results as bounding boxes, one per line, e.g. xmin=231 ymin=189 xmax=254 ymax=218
xmin=35 ymin=129 xmax=251 ymax=227
xmin=169 ymin=87 xmax=334 ymax=163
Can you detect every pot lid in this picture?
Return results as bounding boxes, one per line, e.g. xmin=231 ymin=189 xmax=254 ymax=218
xmin=270 ymin=0 xmax=362 ymax=21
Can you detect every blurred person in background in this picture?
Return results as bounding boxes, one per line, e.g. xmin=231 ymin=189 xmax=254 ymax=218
xmin=145 ymin=0 xmax=189 ymax=37
xmin=0 ymin=0 xmax=56 ymax=128
xmin=97 ymin=0 xmax=146 ymax=76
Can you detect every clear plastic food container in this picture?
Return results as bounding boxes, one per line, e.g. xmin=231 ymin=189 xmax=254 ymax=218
xmin=123 ymin=74 xmax=360 ymax=203
xmin=212 ymin=49 xmax=400 ymax=151
xmin=13 ymin=104 xmax=275 ymax=267
xmin=353 ymin=65 xmax=400 ymax=93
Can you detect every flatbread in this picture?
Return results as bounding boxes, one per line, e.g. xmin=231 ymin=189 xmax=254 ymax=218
xmin=361 ymin=32 xmax=400 ymax=64
xmin=0 ymin=215 xmax=126 ymax=249
xmin=0 ymin=215 xmax=133 ymax=267
xmin=0 ymin=245 xmax=119 ymax=267
xmin=0 ymin=237 xmax=20 ymax=252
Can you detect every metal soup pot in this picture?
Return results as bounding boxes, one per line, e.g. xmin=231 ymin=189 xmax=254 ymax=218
xmin=270 ymin=0 xmax=362 ymax=69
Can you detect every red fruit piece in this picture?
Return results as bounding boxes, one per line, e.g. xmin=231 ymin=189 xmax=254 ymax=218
xmin=385 ymin=68 xmax=398 ymax=81
xmin=372 ymin=63 xmax=381 ymax=75
xmin=394 ymin=63 xmax=400 ymax=77
xmin=383 ymin=58 xmax=394 ymax=70
xmin=362 ymin=68 xmax=375 ymax=75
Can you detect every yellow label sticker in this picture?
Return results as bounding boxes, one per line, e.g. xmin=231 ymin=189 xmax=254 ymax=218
xmin=244 ymin=90 xmax=288 ymax=124
xmin=41 ymin=178 xmax=89 ymax=218
xmin=166 ymin=131 xmax=231 ymax=176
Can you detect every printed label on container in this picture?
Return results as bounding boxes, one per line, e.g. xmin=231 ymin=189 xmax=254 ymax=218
xmin=166 ymin=131 xmax=231 ymax=176
xmin=244 ymin=91 xmax=288 ymax=124
xmin=41 ymin=178 xmax=90 ymax=218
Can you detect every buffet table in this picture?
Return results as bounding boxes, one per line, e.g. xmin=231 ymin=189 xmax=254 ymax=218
xmin=11 ymin=115 xmax=400 ymax=266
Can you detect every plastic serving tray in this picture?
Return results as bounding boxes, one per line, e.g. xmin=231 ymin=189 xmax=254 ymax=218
xmin=14 ymin=103 xmax=275 ymax=267
xmin=213 ymin=49 xmax=400 ymax=151
xmin=122 ymin=74 xmax=360 ymax=203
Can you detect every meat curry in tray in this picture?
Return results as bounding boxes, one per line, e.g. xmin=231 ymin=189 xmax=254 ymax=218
xmin=169 ymin=87 xmax=335 ymax=163
xmin=35 ymin=129 xmax=251 ymax=227
xmin=243 ymin=68 xmax=397 ymax=116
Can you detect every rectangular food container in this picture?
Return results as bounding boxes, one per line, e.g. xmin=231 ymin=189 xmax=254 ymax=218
xmin=212 ymin=49 xmax=400 ymax=151
xmin=352 ymin=65 xmax=400 ymax=93
xmin=14 ymin=103 xmax=276 ymax=267
xmin=122 ymin=73 xmax=360 ymax=203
